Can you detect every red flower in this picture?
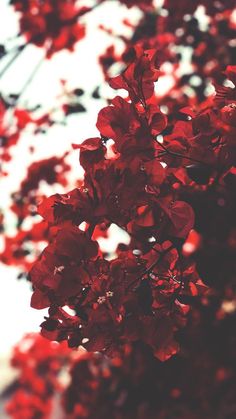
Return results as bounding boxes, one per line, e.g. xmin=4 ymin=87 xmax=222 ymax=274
xmin=30 ymin=226 xmax=98 ymax=307
xmin=12 ymin=0 xmax=86 ymax=57
xmin=6 ymin=333 xmax=70 ymax=419
xmin=73 ymin=137 xmax=106 ymax=170
xmin=96 ymin=96 xmax=140 ymax=145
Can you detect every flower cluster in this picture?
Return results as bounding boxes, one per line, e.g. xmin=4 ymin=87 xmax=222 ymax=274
xmin=99 ymin=0 xmax=236 ymax=109
xmin=63 ymin=317 xmax=236 ymax=419
xmin=5 ymin=333 xmax=71 ymax=419
xmin=0 ymin=154 xmax=71 ymax=270
xmin=0 ymin=81 xmax=89 ymax=270
xmin=63 ymin=344 xmax=165 ymax=419
xmin=10 ymin=0 xmax=86 ymax=57
xmin=0 ymin=97 xmax=64 ymax=176
xmin=164 ymin=0 xmax=236 ymax=21
xmin=28 ymin=46 xmax=213 ymax=361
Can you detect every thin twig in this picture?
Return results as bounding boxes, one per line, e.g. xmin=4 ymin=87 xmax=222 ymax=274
xmin=155 ymin=142 xmax=213 ymax=167
xmin=15 ymin=54 xmax=45 ymax=104
xmin=127 ymin=244 xmax=175 ymax=292
xmin=0 ymin=45 xmax=26 ymax=79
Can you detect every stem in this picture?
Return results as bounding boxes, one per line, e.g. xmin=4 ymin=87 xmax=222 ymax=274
xmin=0 ymin=45 xmax=26 ymax=79
xmin=155 ymin=140 xmax=213 ymax=167
xmin=131 ymin=73 xmax=214 ymax=170
xmin=15 ymin=54 xmax=45 ymax=103
xmin=139 ymin=244 xmax=174 ymax=280
xmin=173 ymin=248 xmax=184 ymax=297
xmin=86 ymin=222 xmax=96 ymax=239
xmin=139 ymin=71 xmax=148 ymax=111
xmin=127 ymin=244 xmax=175 ymax=292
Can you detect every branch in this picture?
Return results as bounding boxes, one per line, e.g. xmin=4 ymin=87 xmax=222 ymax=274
xmin=14 ymin=54 xmax=45 ymax=104
xmin=156 ymin=142 xmax=213 ymax=167
xmin=127 ymin=244 xmax=175 ymax=292
xmin=0 ymin=44 xmax=26 ymax=79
